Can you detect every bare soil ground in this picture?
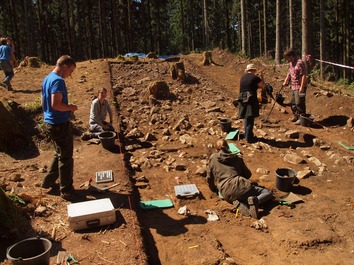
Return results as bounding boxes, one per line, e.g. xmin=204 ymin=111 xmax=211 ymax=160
xmin=0 ymin=49 xmax=353 ymax=265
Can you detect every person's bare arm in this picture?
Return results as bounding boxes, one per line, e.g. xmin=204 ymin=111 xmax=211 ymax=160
xmin=258 ymin=69 xmax=265 ymax=89
xmin=299 ymin=75 xmax=307 ymax=93
xmin=283 ymin=73 xmax=290 ymax=86
xmin=51 ymin=93 xmax=78 ymax=112
xmin=10 ymin=51 xmax=16 ymax=68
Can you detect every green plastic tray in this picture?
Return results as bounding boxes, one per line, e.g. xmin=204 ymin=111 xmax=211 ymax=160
xmin=228 ymin=143 xmax=240 ymax=154
xmin=225 ymin=130 xmax=239 ymax=140
xmin=139 ymin=199 xmax=174 ymax=210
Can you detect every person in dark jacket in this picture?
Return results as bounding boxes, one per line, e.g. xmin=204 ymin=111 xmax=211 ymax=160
xmin=238 ymin=64 xmax=265 ymax=143
xmin=206 ymin=139 xmax=273 ymax=219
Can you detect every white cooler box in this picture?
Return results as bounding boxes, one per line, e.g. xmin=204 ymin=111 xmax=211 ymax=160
xmin=67 ymin=198 xmax=116 ymax=231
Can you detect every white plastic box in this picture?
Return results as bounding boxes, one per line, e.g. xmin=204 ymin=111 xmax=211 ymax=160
xmin=67 ymin=198 xmax=116 ymax=231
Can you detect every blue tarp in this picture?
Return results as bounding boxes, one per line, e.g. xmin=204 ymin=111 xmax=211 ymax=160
xmin=124 ymin=52 xmax=178 ymax=60
xmin=124 ymin=52 xmax=147 ymax=58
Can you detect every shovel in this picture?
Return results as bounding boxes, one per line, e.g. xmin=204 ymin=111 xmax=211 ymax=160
xmin=261 ymin=85 xmax=285 ymax=124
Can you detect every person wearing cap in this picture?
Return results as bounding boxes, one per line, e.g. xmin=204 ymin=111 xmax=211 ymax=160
xmin=282 ymin=48 xmax=307 ymax=124
xmin=237 ymin=63 xmax=265 ymax=143
xmin=206 ymin=139 xmax=273 ymax=219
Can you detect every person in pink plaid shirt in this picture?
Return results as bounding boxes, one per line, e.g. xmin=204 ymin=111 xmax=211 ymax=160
xmin=283 ymin=48 xmax=307 ymax=124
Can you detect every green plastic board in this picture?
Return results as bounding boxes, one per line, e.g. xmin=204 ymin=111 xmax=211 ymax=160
xmin=139 ymin=199 xmax=174 ymax=210
xmin=228 ymin=143 xmax=240 ymax=154
xmin=225 ymin=130 xmax=239 ymax=140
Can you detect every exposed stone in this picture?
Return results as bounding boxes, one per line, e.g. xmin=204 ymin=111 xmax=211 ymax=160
xmin=297 ymin=169 xmax=314 ymax=179
xmin=318 ymin=166 xmax=327 ymax=176
xmin=283 ymin=153 xmax=305 ymax=164
xmin=122 ymin=87 xmax=137 ymax=97
xmin=135 ymin=182 xmax=150 ymax=189
xmin=173 ymin=115 xmax=191 ymax=131
xmin=9 ymin=173 xmax=21 ymax=182
xmin=144 ymin=133 xmax=157 ymax=141
xmin=301 ymin=150 xmax=312 ymax=157
xmin=142 ymin=160 xmax=153 ymax=168
xmin=162 ymin=128 xmax=171 ymax=136
xmin=35 ymin=205 xmax=48 ymax=216
xmin=256 ymin=129 xmax=267 ymax=137
xmin=308 ymin=157 xmax=323 ymax=166
xmin=313 ymin=138 xmax=324 ymax=146
xmin=259 ymin=175 xmax=271 ymax=182
xmin=206 ymin=106 xmax=222 ymax=113
xmin=38 ymin=167 xmax=47 ymax=173
xmin=134 ymin=175 xmax=149 ymax=182
xmin=195 ymin=123 xmax=204 ymax=128
xmin=346 ymin=117 xmax=353 ymax=128
xmin=256 ymin=168 xmax=270 ymax=175
xmin=319 ymin=145 xmax=331 ymax=150
xmin=201 ymin=100 xmax=216 ymax=109
xmin=195 ymin=165 xmax=207 ymax=176
xmin=126 ymin=128 xmax=144 ymax=138
xmin=179 ymin=134 xmax=194 ymax=146
xmin=285 ymin=130 xmax=299 ymax=139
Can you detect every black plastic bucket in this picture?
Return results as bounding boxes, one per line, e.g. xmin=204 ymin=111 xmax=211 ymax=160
xmin=6 ymin=237 xmax=52 ymax=265
xmin=220 ymin=118 xmax=232 ymax=133
xmin=275 ymin=168 xmax=296 ymax=192
xmin=98 ymin=131 xmax=116 ymax=149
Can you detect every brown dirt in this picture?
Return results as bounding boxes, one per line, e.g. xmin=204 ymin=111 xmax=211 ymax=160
xmin=0 ymin=49 xmax=353 ymax=265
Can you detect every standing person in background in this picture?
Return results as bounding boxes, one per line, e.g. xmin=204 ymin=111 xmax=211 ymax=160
xmin=283 ymin=48 xmax=307 ymax=125
xmin=6 ymin=37 xmax=16 ymax=68
xmin=238 ymin=64 xmax=265 ymax=143
xmin=0 ymin=37 xmax=14 ymax=91
xmin=41 ymin=55 xmax=80 ymax=201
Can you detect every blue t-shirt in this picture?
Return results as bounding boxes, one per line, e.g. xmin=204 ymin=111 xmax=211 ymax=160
xmin=42 ymin=72 xmax=70 ymax=124
xmin=0 ymin=45 xmax=12 ymax=63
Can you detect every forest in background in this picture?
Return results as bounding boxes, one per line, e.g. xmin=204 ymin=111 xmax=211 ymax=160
xmin=0 ymin=0 xmax=353 ymax=83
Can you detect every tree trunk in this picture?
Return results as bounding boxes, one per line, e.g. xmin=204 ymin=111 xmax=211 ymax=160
xmin=343 ymin=0 xmax=350 ymax=81
xmin=127 ymin=0 xmax=132 ymax=52
xmin=203 ymin=0 xmax=209 ymax=49
xmin=258 ymin=5 xmax=262 ymax=56
xmin=241 ymin=0 xmax=246 ymax=54
xmin=319 ymin=0 xmax=324 ymax=80
xmin=189 ymin=0 xmax=195 ymax=51
xmin=275 ymin=0 xmax=281 ymax=64
xmin=302 ymin=0 xmax=311 ymax=65
xmin=263 ymin=0 xmax=267 ymax=57
xmin=225 ymin=0 xmax=231 ymax=49
xmin=289 ymin=0 xmax=294 ymax=48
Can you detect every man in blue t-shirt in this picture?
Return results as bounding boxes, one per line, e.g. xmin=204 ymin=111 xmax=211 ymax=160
xmin=0 ymin=37 xmax=15 ymax=91
xmin=41 ymin=55 xmax=79 ymax=201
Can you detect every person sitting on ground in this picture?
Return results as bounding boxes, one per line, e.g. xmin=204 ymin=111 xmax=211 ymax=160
xmin=85 ymin=87 xmax=114 ymax=139
xmin=206 ymin=139 xmax=273 ymax=219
